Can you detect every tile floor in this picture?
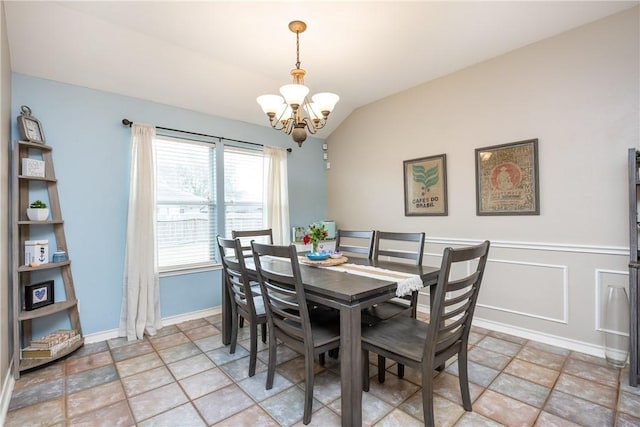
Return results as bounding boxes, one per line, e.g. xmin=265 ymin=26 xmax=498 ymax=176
xmin=5 ymin=312 xmax=640 ymax=426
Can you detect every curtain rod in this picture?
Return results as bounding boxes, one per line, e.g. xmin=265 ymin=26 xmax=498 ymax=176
xmin=121 ymin=119 xmax=291 ymax=152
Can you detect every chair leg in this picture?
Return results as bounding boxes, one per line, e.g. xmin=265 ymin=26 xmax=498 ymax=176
xmin=319 ymin=353 xmax=325 ymax=366
xmin=303 ymin=350 xmax=315 ymax=424
xmin=248 ymin=321 xmax=257 ymax=377
xmin=422 ymin=367 xmax=435 ymax=427
xmin=261 ymin=323 xmax=267 ymax=343
xmin=397 ymin=363 xmax=405 ymax=379
xmin=239 ymin=317 xmax=244 ymax=328
xmin=362 ymin=349 xmax=370 ymax=392
xmin=230 ymin=313 xmax=239 ymax=354
xmin=377 ymin=355 xmax=386 ymax=383
xmin=266 ymin=328 xmax=276 ymax=390
xmin=458 ymin=350 xmax=472 ymax=411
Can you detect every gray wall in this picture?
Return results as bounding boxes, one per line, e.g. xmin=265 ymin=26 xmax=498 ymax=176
xmin=326 ymin=8 xmax=640 ymax=354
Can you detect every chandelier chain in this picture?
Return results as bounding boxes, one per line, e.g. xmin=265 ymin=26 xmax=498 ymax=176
xmin=295 ymin=30 xmax=301 ymax=70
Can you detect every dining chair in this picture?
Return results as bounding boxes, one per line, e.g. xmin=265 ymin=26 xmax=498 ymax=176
xmin=232 ymin=228 xmax=273 ymax=257
xmin=335 ymin=229 xmax=375 ymax=258
xmin=366 ymin=231 xmax=426 ymax=321
xmin=231 ymin=229 xmax=273 ymax=327
xmin=216 ymin=236 xmax=267 ymax=377
xmin=361 ymin=240 xmax=490 ymax=426
xmin=251 ymin=241 xmax=341 ymax=425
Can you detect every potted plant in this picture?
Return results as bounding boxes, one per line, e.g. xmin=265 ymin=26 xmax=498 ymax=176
xmin=27 ymin=200 xmax=49 ymax=221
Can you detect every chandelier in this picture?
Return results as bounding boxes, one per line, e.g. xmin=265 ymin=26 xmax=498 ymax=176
xmin=257 ymin=20 xmax=339 ymax=147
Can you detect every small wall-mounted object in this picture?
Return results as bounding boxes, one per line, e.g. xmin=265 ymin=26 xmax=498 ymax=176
xmin=322 ymin=143 xmax=328 ymax=150
xmin=22 ymin=158 xmax=45 ymax=177
xmin=323 ymin=152 xmax=328 ymax=160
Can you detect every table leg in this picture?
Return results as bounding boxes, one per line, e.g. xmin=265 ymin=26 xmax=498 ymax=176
xmin=222 ymin=271 xmax=231 ymax=345
xmin=340 ymin=303 xmax=362 ymax=427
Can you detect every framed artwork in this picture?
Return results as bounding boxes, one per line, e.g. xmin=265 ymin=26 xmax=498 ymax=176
xmin=475 ymin=139 xmax=539 ymax=216
xmin=403 ymin=154 xmax=448 ymax=216
xmin=24 ymin=280 xmax=54 ymax=311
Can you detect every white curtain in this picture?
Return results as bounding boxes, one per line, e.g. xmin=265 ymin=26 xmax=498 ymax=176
xmin=119 ymin=123 xmax=162 ymax=341
xmin=263 ymin=145 xmax=290 ymax=244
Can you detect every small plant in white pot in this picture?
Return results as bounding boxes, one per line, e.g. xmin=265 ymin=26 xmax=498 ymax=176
xmin=27 ymin=200 xmax=49 ymax=221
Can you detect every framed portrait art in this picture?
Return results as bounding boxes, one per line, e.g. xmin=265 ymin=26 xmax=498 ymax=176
xmin=475 ymin=139 xmax=539 ymax=216
xmin=403 ymin=154 xmax=448 ymax=216
xmin=24 ymin=280 xmax=54 ymax=311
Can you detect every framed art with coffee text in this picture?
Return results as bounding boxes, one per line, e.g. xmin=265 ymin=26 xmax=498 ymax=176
xmin=24 ymin=280 xmax=54 ymax=311
xmin=475 ymin=139 xmax=539 ymax=216
xmin=404 ymin=154 xmax=448 ymax=216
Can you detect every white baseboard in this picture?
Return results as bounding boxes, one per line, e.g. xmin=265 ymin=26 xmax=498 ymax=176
xmin=0 ymin=362 xmax=15 ymax=426
xmin=83 ymin=307 xmax=222 ymax=344
xmin=416 ymin=305 xmax=605 ymax=358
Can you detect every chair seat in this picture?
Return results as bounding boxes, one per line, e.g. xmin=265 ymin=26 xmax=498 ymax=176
xmin=361 ymin=316 xmax=429 ymax=364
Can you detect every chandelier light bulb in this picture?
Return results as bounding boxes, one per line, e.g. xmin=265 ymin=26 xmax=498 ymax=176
xmin=311 ymin=93 xmax=340 ymax=115
xmin=280 ymin=84 xmax=309 ymax=107
xmin=257 ymin=94 xmax=285 ymax=116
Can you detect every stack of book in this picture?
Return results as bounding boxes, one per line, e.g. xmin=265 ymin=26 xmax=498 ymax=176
xmin=21 ymin=329 xmax=81 ymax=359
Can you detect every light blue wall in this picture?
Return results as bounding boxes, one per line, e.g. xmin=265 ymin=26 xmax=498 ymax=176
xmin=11 ymin=73 xmax=327 ymax=335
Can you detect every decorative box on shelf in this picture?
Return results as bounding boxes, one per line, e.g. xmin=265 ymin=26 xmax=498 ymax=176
xmin=21 ymin=158 xmax=45 ymax=177
xmin=24 ymin=240 xmax=49 ymax=266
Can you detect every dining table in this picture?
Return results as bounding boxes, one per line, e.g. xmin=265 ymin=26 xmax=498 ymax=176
xmin=221 ymin=254 xmax=440 ymax=427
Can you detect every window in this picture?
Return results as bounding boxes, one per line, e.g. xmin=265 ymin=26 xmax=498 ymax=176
xmin=224 ymin=146 xmax=264 ymax=237
xmin=154 ymin=136 xmax=216 ymax=270
xmin=153 ymin=136 xmax=268 ymax=272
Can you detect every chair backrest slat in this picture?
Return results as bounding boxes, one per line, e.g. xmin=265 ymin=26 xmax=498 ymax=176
xmin=335 ymin=230 xmax=375 ymax=259
xmin=373 ymin=231 xmax=425 ymax=265
xmin=425 ymin=240 xmax=490 ymax=362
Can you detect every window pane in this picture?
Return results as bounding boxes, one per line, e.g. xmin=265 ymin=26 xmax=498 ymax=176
xmin=224 ymin=146 xmax=264 ymax=237
xmin=154 ymin=137 xmax=216 ymax=269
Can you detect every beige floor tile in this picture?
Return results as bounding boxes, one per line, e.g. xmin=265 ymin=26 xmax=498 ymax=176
xmin=555 ymin=373 xmax=617 ymax=408
xmin=516 ymin=346 xmax=567 ymax=371
xmin=66 ymin=350 xmax=114 ymax=375
xmin=504 ymin=358 xmax=559 ymax=388
xmin=474 ymin=389 xmax=539 ymax=426
xmin=179 ymin=367 xmax=234 ymax=400
xmin=373 ymin=408 xmax=424 ymax=426
xmin=67 ymin=380 xmax=126 ymax=418
xmin=128 ymin=382 xmax=189 ymax=422
xmin=213 ymin=404 xmax=281 ymax=427
xmin=115 ymin=351 xmax=164 ymax=378
xmin=67 ymin=400 xmax=134 ymax=427
xmin=5 ymin=397 xmax=65 ymax=427
xmin=562 ymin=358 xmax=620 ymax=388
xmin=121 ymin=365 xmax=175 ymax=397
xmin=148 ymin=331 xmax=190 ymax=350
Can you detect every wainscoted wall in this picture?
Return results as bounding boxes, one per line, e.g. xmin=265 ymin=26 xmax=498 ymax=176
xmin=415 ymin=238 xmax=628 ymax=355
xmin=327 ymin=8 xmax=639 ymax=354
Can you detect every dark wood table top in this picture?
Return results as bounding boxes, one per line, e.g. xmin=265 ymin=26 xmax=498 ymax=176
xmin=248 ymin=255 xmax=440 ymax=306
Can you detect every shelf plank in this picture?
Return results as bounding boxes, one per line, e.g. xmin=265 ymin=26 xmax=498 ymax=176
xmin=19 ymin=338 xmax=84 ymax=372
xmin=18 ymin=300 xmax=78 ymax=321
xmin=17 ymin=140 xmax=52 ymax=151
xmin=18 ymin=175 xmax=57 ymax=183
xmin=17 ymin=260 xmax=70 ymax=273
xmin=18 ymin=220 xmax=64 ymax=225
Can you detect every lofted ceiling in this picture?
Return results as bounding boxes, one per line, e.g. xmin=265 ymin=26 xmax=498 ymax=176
xmin=4 ymin=1 xmax=638 ymax=137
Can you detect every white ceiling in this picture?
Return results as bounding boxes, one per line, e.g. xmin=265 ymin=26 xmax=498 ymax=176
xmin=4 ymin=1 xmax=638 ymax=137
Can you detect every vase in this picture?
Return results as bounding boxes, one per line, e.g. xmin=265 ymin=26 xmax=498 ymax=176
xmin=604 ymin=285 xmax=629 ymax=368
xmin=312 ymin=242 xmax=318 ymax=253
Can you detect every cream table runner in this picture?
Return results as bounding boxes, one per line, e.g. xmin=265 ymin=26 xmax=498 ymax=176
xmin=299 ymin=258 xmax=423 ymax=297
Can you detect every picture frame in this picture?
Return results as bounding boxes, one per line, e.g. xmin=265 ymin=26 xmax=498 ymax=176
xmin=24 ymin=280 xmax=54 ymax=311
xmin=475 ymin=138 xmax=539 ymax=216
xmin=403 ymin=154 xmax=448 ymax=216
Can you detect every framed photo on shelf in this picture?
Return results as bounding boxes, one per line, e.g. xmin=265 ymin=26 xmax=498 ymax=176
xmin=403 ymin=154 xmax=448 ymax=216
xmin=475 ymin=138 xmax=539 ymax=216
xmin=24 ymin=280 xmax=54 ymax=311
